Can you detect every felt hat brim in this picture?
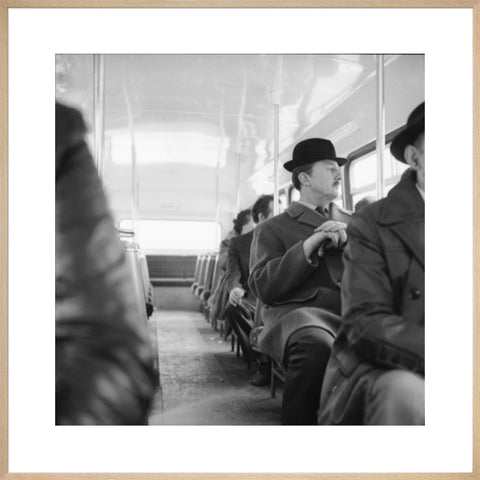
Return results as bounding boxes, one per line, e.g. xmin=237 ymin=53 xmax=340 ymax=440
xmin=283 ymin=155 xmax=347 ymax=172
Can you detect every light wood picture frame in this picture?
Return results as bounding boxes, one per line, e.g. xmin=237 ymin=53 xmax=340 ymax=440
xmin=0 ymin=1 xmax=478 ymax=479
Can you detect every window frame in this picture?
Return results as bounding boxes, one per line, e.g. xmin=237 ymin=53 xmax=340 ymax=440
xmin=344 ymin=125 xmax=405 ymax=210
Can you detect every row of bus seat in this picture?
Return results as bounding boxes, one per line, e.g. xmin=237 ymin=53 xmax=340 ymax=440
xmin=191 ymin=252 xmax=220 ymax=321
xmin=146 ymin=254 xmax=197 ymax=287
xmin=118 ymin=229 xmax=158 ymax=385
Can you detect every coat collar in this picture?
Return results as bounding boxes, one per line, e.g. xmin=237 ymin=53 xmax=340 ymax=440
xmin=236 ymin=229 xmax=254 ymax=246
xmin=378 ymin=169 xmax=424 ymax=225
xmin=286 ymin=201 xmax=352 ymax=228
xmin=379 ymin=169 xmax=424 ymax=267
xmin=286 ymin=201 xmax=324 ymax=228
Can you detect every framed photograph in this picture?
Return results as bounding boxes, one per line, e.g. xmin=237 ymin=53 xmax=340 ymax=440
xmin=1 ymin=2 xmax=478 ymax=479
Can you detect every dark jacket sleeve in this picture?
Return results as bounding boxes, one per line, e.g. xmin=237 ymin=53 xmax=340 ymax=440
xmin=217 ymin=237 xmax=231 ymax=272
xmin=341 ymin=212 xmax=424 ymax=374
xmin=225 ymin=239 xmax=243 ymax=293
xmin=248 ymin=221 xmax=318 ymax=305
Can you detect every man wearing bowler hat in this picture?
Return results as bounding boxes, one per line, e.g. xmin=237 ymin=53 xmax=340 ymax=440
xmin=318 ymin=102 xmax=425 ymax=425
xmin=248 ymin=137 xmax=351 ymax=424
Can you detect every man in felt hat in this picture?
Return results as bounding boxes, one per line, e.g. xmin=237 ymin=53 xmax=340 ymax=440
xmin=318 ymin=102 xmax=425 ymax=425
xmin=248 ymin=137 xmax=351 ymax=424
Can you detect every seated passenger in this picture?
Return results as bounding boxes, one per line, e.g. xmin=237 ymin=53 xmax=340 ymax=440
xmin=318 ymin=102 xmax=425 ymax=425
xmin=249 ymin=138 xmax=350 ymax=425
xmin=224 ymin=195 xmax=274 ymax=382
xmin=56 ymin=102 xmax=156 ymax=424
xmin=208 ymin=209 xmax=255 ymax=334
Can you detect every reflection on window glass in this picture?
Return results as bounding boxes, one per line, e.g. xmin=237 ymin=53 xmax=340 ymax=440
xmin=119 ymin=219 xmax=221 ymax=254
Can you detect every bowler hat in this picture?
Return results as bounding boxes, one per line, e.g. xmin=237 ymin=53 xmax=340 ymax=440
xmin=283 ymin=138 xmax=347 ymax=172
xmin=390 ymin=102 xmax=425 ymax=163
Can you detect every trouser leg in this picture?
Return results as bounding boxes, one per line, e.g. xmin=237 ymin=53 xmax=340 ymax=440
xmin=365 ymin=370 xmax=425 ymax=425
xmin=224 ymin=304 xmax=254 ymax=360
xmin=282 ymin=326 xmax=334 ymax=425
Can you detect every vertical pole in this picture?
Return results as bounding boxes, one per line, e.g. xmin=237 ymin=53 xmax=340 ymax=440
xmin=214 ymin=151 xmax=221 ymax=240
xmin=376 ymin=54 xmax=386 ymax=199
xmin=272 ymin=54 xmax=283 ymax=215
xmin=216 ymin=90 xmax=225 ymax=244
xmin=273 ymin=103 xmax=280 ymax=215
xmin=235 ymin=153 xmax=241 ymax=213
xmin=121 ymin=58 xmax=138 ymax=235
xmin=93 ymin=54 xmax=105 ymax=179
xmin=234 ymin=70 xmax=247 ymax=216
xmin=214 ymin=151 xmax=221 ymax=248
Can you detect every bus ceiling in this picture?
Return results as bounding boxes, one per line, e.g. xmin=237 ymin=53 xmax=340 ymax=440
xmin=56 ymin=53 xmax=424 ymax=232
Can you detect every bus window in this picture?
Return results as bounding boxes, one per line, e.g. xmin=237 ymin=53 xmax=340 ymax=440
xmin=289 ymin=186 xmax=300 ymax=204
xmin=118 ymin=219 xmax=221 ymax=254
xmin=279 ymin=191 xmax=288 ymax=212
xmin=348 ymin=145 xmax=409 ymax=208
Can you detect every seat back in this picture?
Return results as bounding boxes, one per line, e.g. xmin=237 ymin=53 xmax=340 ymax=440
xmin=196 ymin=252 xmax=214 ymax=297
xmin=118 ymin=230 xmax=148 ymax=324
xmin=202 ymin=254 xmax=216 ymax=292
xmin=191 ymin=254 xmax=204 ymax=291
xmin=209 ymin=252 xmax=221 ymax=293
xmin=193 ymin=254 xmax=208 ymax=295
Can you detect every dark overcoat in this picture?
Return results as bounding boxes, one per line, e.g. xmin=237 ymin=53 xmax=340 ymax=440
xmin=208 ymin=232 xmax=235 ymax=322
xmin=226 ymin=230 xmax=256 ymax=310
xmin=248 ymin=201 xmax=349 ymax=364
xmin=226 ymin=230 xmax=253 ymax=293
xmin=319 ymin=169 xmax=424 ymax=425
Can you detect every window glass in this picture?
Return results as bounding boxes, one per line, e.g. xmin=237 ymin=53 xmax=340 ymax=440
xmin=290 ymin=187 xmax=300 ymax=203
xmin=118 ymin=219 xmax=221 ymax=254
xmin=349 ymin=145 xmax=409 ymax=202
xmin=350 ymin=152 xmax=376 ymax=190
xmin=279 ymin=191 xmax=288 ymax=212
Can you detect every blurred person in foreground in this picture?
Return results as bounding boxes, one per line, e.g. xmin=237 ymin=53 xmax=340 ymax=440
xmin=319 ymin=102 xmax=425 ymax=425
xmin=56 ymin=102 xmax=156 ymax=425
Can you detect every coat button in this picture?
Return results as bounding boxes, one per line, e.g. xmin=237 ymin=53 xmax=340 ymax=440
xmin=409 ymin=288 xmax=421 ymax=300
xmin=337 ymin=280 xmax=342 ymax=287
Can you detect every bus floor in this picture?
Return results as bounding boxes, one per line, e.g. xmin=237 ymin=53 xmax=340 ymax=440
xmin=148 ymin=310 xmax=282 ymax=425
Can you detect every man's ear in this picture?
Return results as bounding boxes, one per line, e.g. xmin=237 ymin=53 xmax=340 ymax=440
xmin=404 ymin=144 xmax=419 ymax=170
xmin=299 ymin=171 xmax=311 ymax=187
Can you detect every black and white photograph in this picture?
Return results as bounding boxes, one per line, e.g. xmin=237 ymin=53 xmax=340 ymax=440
xmin=55 ymin=53 xmax=425 ymax=426
xmin=3 ymin=5 xmax=477 ymax=478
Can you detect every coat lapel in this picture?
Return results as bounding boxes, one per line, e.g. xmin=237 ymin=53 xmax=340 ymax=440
xmin=286 ymin=201 xmax=325 ymax=228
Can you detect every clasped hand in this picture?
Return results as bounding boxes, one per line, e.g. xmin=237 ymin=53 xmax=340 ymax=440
xmin=229 ymin=287 xmax=245 ymax=306
xmin=303 ymin=220 xmax=348 ymax=259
